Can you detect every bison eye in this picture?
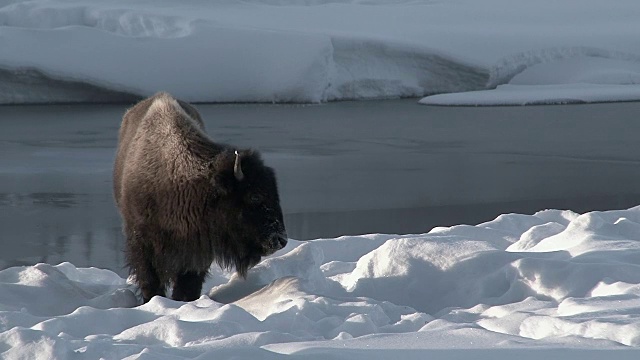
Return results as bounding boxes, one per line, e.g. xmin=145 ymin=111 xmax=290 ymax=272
xmin=248 ymin=194 xmax=264 ymax=205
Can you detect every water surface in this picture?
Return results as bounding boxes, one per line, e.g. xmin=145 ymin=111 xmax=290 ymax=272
xmin=2 ymin=100 xmax=640 ymax=274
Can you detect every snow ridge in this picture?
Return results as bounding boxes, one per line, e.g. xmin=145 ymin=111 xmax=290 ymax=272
xmin=0 ymin=21 xmax=489 ymax=104
xmin=327 ymin=36 xmax=488 ymax=100
xmin=0 ymin=3 xmax=193 ymax=38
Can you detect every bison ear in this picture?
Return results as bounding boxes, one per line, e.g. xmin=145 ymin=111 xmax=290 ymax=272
xmin=210 ymin=173 xmax=230 ymax=197
xmin=210 ymin=149 xmax=256 ymax=195
xmin=209 ymin=150 xmax=243 ymax=196
xmin=210 ymin=166 xmax=238 ymax=197
xmin=211 ymin=169 xmax=238 ymax=197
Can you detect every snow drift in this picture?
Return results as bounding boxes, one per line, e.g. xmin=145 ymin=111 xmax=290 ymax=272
xmin=2 ymin=206 xmax=640 ymax=358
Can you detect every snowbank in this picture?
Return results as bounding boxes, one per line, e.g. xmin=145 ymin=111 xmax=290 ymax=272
xmin=1 ymin=0 xmax=640 ymax=104
xmin=3 ymin=207 xmax=640 ymax=358
xmin=421 ymin=55 xmax=640 ymax=105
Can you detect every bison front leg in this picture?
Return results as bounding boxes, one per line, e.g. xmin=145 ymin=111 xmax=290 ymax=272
xmin=137 ymin=260 xmax=166 ymax=303
xmin=172 ymin=271 xmax=206 ymax=301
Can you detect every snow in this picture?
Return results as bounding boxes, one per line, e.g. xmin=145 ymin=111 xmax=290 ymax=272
xmin=421 ymin=56 xmax=640 ymax=105
xmin=3 ymin=207 xmax=640 ymax=358
xmin=2 ymin=0 xmax=640 ymax=104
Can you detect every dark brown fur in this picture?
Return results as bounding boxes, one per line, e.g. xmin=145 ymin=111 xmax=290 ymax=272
xmin=113 ymin=92 xmax=287 ymax=302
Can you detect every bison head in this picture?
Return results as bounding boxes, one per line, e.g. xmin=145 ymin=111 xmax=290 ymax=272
xmin=210 ymin=149 xmax=287 ymax=277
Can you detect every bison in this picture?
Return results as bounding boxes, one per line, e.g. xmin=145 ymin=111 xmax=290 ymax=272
xmin=113 ymin=92 xmax=287 ymax=303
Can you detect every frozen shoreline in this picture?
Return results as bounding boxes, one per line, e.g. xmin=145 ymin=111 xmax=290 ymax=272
xmin=1 ymin=0 xmax=639 ymax=105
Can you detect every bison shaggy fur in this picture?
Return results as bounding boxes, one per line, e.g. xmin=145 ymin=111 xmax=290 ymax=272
xmin=113 ymin=92 xmax=287 ymax=302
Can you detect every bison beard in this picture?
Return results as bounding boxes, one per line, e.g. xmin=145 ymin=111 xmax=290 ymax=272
xmin=113 ymin=92 xmax=287 ymax=303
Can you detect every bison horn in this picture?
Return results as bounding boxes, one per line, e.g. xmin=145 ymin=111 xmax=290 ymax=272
xmin=234 ymin=150 xmax=244 ymax=181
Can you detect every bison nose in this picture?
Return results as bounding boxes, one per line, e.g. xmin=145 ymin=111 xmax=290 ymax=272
xmin=263 ymin=233 xmax=288 ymax=255
xmin=271 ymin=233 xmax=287 ymax=251
xmin=277 ymin=236 xmax=287 ymax=249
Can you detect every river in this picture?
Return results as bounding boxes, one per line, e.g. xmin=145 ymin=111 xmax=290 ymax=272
xmin=2 ymin=100 xmax=640 ymax=275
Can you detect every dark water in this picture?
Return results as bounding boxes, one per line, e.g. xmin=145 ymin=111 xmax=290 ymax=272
xmin=2 ymin=100 xmax=640 ymax=275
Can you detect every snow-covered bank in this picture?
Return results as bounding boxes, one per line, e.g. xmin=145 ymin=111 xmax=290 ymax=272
xmin=1 ymin=0 xmax=640 ymax=104
xmin=419 ymin=84 xmax=640 ymax=106
xmin=421 ymin=55 xmax=640 ymax=105
xmin=3 ymin=206 xmax=640 ymax=359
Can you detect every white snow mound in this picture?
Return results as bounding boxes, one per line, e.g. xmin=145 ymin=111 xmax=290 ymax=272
xmin=3 ymin=206 xmax=640 ymax=358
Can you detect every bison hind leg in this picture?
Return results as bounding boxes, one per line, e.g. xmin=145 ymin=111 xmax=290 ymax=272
xmin=172 ymin=271 xmax=207 ymax=302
